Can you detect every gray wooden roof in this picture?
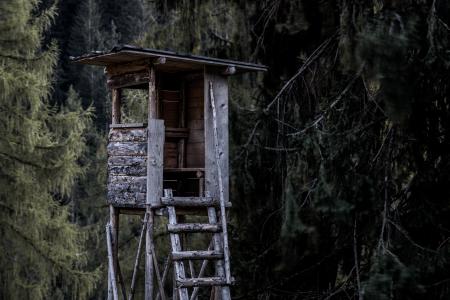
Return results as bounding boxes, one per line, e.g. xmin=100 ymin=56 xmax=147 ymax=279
xmin=70 ymin=45 xmax=268 ymax=73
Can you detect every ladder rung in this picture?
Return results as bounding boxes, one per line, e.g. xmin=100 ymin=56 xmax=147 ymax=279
xmin=177 ymin=277 xmax=229 ymax=287
xmin=161 ymin=196 xmax=232 ymax=207
xmin=172 ymin=250 xmax=223 ymax=261
xmin=167 ymin=223 xmax=221 ymax=233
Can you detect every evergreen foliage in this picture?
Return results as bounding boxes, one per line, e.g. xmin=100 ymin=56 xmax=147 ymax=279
xmin=0 ymin=0 xmax=98 ymax=299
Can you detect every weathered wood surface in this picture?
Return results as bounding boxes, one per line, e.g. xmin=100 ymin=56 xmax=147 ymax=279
xmin=108 ymin=71 xmax=150 ymax=89
xmin=207 ymin=203 xmax=231 ymax=299
xmin=172 ymin=250 xmax=223 ymax=261
xmin=109 ymin=127 xmax=147 ymax=142
xmin=109 ymin=165 xmax=147 ymax=177
xmin=108 ymin=175 xmax=147 ymax=192
xmin=167 ymin=223 xmax=221 ymax=233
xmin=145 ymin=66 xmax=157 ymax=300
xmin=209 ymin=80 xmax=232 ymax=285
xmin=110 ymin=123 xmax=145 ymax=128
xmin=147 ymin=119 xmax=164 ymax=206
xmin=145 ymin=210 xmax=155 ymax=300
xmin=161 ymin=196 xmax=226 ymax=207
xmin=107 ymin=190 xmax=146 ymax=206
xmin=204 ymin=70 xmax=229 ymax=206
xmin=165 ymin=189 xmax=190 ymax=300
xmin=177 ymin=277 xmax=227 ymax=288
xmin=106 ymin=59 xmax=151 ymax=77
xmin=106 ymin=224 xmax=119 ymax=300
xmin=107 ymin=141 xmax=147 ymax=156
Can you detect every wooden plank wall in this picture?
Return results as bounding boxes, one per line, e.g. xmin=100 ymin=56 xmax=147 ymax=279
xmin=204 ymin=69 xmax=229 ymax=204
xmin=107 ymin=126 xmax=147 ymax=207
xmin=185 ymin=76 xmax=205 ymax=168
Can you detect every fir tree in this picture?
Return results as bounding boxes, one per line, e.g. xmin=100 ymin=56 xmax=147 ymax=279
xmin=0 ymin=1 xmax=98 ymax=299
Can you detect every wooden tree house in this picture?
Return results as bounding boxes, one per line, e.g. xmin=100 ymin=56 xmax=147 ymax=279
xmin=71 ymin=45 xmax=267 ymax=300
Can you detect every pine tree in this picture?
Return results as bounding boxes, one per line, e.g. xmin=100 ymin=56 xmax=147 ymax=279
xmin=0 ymin=1 xmax=98 ymax=299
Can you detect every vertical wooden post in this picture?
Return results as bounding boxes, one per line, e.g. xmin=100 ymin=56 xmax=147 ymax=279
xmin=145 ymin=65 xmax=161 ymax=300
xmin=108 ymin=206 xmax=119 ymax=300
xmin=178 ymin=79 xmax=186 ymax=168
xmin=109 ymin=86 xmax=121 ymax=300
xmin=204 ymin=69 xmax=231 ymax=300
xmin=112 ymin=88 xmax=122 ymax=124
xmin=145 ymin=211 xmax=154 ymax=300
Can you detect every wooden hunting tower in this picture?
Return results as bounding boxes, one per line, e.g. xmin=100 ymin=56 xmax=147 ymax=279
xmin=71 ymin=45 xmax=267 ymax=300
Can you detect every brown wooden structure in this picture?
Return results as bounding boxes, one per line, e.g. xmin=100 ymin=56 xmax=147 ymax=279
xmin=71 ymin=45 xmax=267 ymax=300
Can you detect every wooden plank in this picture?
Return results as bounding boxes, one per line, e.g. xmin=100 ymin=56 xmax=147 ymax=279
xmin=110 ymin=123 xmax=145 ymax=128
xmin=108 ymin=155 xmax=146 ymax=166
xmin=108 ymin=71 xmax=150 ymax=89
xmin=109 ymin=165 xmax=147 ymax=177
xmin=107 ymin=142 xmax=147 ymax=156
xmin=161 ymin=196 xmax=223 ymax=207
xmin=166 ymin=127 xmax=189 ymax=139
xmin=177 ymin=277 xmax=227 ymax=288
xmin=107 ymin=191 xmax=146 ymax=206
xmin=147 ymin=119 xmax=164 ymax=206
xmin=108 ymin=175 xmax=147 ymax=193
xmin=172 ymin=251 xmax=223 ymax=261
xmin=108 ymin=156 xmax=146 ymax=176
xmin=167 ymin=223 xmax=221 ymax=233
xmin=204 ymin=70 xmax=229 ymax=211
xmin=106 ymin=59 xmax=151 ymax=77
xmin=109 ymin=127 xmax=147 ymax=142
xmin=145 ymin=66 xmax=157 ymax=300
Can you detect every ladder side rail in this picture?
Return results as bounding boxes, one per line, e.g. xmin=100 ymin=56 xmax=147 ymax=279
xmin=208 ymin=81 xmax=232 ymax=284
xmin=165 ymin=189 xmax=190 ymax=300
xmin=206 ymin=199 xmax=231 ymax=300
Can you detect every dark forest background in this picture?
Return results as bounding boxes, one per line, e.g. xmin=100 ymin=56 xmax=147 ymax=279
xmin=1 ymin=0 xmax=450 ymax=299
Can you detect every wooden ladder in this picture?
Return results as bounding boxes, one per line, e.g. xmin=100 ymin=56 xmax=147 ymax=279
xmin=163 ymin=189 xmax=232 ymax=300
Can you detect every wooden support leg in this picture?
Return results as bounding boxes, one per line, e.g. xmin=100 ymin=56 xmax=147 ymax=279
xmin=109 ymin=206 xmax=119 ymax=300
xmin=145 ymin=208 xmax=155 ymax=300
xmin=107 ymin=224 xmax=119 ymax=300
xmin=129 ymin=213 xmax=148 ymax=300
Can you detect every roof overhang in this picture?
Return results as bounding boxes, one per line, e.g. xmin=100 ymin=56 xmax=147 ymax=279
xmin=70 ymin=45 xmax=268 ymax=74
